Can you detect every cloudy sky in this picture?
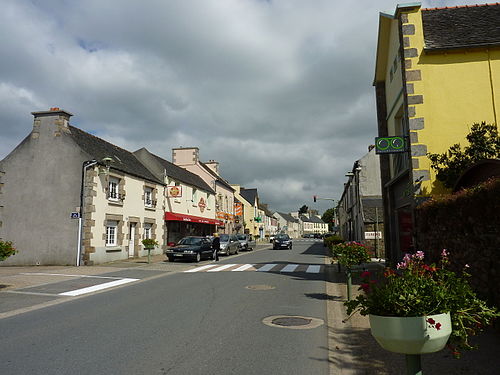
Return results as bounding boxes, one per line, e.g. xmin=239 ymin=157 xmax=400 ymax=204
xmin=0 ymin=0 xmax=479 ymax=214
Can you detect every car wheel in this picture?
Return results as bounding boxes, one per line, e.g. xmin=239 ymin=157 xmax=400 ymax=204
xmin=195 ymin=253 xmax=201 ymax=263
xmin=168 ymin=256 xmax=174 ymax=262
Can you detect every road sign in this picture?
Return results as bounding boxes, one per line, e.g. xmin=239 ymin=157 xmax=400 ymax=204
xmin=365 ymin=231 xmax=382 ymax=239
xmin=70 ymin=212 xmax=80 ymax=219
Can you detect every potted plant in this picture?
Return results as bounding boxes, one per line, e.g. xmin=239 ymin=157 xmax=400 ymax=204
xmin=142 ymin=238 xmax=159 ymax=264
xmin=344 ymin=249 xmax=499 ymax=372
xmin=0 ymin=240 xmax=17 ymax=261
xmin=333 ymin=241 xmax=371 ymax=300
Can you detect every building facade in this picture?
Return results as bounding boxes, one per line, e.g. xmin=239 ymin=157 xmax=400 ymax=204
xmin=338 ymin=146 xmax=385 ymax=257
xmin=374 ymin=3 xmax=500 ymax=263
xmin=0 ymin=109 xmax=165 ymax=265
xmin=172 ymin=147 xmax=235 ymax=234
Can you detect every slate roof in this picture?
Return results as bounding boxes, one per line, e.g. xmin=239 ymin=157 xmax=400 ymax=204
xmin=309 ymin=215 xmax=326 ymax=224
xmin=276 ymin=212 xmax=299 ymax=223
xmin=68 ymin=125 xmax=162 ymax=184
xmin=199 ymin=161 xmax=235 ymax=191
xmin=150 ymin=154 xmax=215 ymax=194
xmin=240 ymin=188 xmax=258 ymax=205
xmin=422 ymin=4 xmax=500 ymax=50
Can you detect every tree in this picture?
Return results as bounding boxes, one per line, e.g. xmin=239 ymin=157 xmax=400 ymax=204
xmin=428 ymin=122 xmax=500 ymax=189
xmin=321 ymin=208 xmax=336 ymax=231
xmin=298 ymin=205 xmax=308 ymax=214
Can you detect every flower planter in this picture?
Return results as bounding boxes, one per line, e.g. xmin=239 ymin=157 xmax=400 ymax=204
xmin=369 ymin=312 xmax=452 ymax=354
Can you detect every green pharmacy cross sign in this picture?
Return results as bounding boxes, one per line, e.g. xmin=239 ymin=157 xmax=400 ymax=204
xmin=375 ymin=136 xmax=408 ymax=154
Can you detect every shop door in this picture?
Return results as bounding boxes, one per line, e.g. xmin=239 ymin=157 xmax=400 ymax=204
xmin=129 ymin=223 xmax=136 ymax=258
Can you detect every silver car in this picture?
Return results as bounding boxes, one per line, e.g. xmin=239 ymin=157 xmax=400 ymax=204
xmin=236 ymin=234 xmax=256 ymax=251
xmin=219 ymin=234 xmax=240 ymax=255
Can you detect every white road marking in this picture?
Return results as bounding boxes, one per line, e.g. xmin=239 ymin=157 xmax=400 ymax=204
xmin=58 ymin=278 xmax=138 ymax=296
xmin=257 ymin=264 xmax=277 ymax=272
xmin=231 ymin=264 xmax=255 ymax=272
xmin=306 ymin=265 xmax=321 ymax=273
xmin=207 ymin=264 xmax=237 ymax=272
xmin=20 ymin=273 xmax=122 ymax=279
xmin=184 ymin=265 xmax=219 ymax=273
xmin=280 ymin=264 xmax=299 ymax=272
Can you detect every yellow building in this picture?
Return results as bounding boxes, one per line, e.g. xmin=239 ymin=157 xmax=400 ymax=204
xmin=374 ymin=3 xmax=500 ymax=262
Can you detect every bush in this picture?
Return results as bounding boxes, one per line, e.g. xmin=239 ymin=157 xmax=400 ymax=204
xmin=324 ymin=235 xmax=343 ymax=250
xmin=0 ymin=240 xmax=17 ymax=261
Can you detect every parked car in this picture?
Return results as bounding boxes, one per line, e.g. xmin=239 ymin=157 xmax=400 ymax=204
xmin=273 ymin=234 xmax=293 ymax=249
xmin=219 ymin=234 xmax=240 ymax=255
xmin=236 ymin=234 xmax=256 ymax=251
xmin=164 ymin=236 xmax=214 ymax=262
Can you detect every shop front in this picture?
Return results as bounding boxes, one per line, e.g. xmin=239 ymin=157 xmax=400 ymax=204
xmin=164 ymin=212 xmax=222 ymax=246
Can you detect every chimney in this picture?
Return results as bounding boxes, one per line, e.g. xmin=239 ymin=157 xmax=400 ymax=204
xmin=205 ymin=160 xmax=219 ymax=175
xmin=30 ymin=108 xmax=73 ymax=139
xmin=172 ymin=147 xmax=199 ymax=166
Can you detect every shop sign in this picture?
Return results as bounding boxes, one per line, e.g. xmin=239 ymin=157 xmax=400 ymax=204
xmin=167 ymin=185 xmax=182 ymax=197
xmin=198 ymin=197 xmax=206 ymax=212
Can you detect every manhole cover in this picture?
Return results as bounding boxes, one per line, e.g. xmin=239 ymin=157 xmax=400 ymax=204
xmin=246 ymin=285 xmax=275 ymax=290
xmin=272 ymin=317 xmax=311 ymax=326
xmin=262 ymin=315 xmax=324 ymax=330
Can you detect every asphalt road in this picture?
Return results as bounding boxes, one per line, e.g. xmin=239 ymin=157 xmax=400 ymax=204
xmin=0 ymin=239 xmax=330 ymax=375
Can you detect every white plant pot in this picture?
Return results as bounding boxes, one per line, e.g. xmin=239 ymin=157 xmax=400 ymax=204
xmin=369 ymin=312 xmax=452 ymax=354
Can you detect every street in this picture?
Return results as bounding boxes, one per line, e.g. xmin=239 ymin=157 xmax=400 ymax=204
xmin=0 ymin=239 xmax=331 ymax=375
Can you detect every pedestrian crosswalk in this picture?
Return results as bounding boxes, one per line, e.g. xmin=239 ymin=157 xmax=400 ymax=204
xmin=184 ymin=263 xmax=323 ymax=274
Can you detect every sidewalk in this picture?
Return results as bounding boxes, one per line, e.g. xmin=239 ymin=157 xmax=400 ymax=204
xmin=325 ymin=260 xmax=500 ymax=375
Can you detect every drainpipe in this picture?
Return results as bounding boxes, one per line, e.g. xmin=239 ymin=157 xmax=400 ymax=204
xmin=77 ymin=160 xmax=97 ymax=266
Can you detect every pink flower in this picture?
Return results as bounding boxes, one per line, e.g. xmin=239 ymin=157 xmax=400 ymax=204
xmin=415 ymin=251 xmax=425 ymax=260
xmin=441 ymin=249 xmax=449 ymax=257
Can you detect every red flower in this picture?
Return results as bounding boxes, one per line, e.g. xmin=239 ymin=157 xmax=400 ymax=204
xmin=427 ymin=318 xmax=436 ymax=325
xmin=360 ymin=271 xmax=371 ymax=279
xmin=360 ymin=283 xmax=370 ymax=292
xmin=435 ymin=323 xmax=442 ymax=330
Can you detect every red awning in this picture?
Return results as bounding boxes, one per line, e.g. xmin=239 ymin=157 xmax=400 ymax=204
xmin=164 ymin=212 xmax=223 ymax=226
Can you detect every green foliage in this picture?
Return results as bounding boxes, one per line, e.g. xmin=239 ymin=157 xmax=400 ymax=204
xmin=428 ymin=122 xmax=500 ymax=188
xmin=333 ymin=241 xmax=370 ymax=268
xmin=298 ymin=205 xmax=308 ymax=214
xmin=324 ymin=235 xmax=343 ymax=250
xmin=0 ymin=240 xmax=17 ymax=261
xmin=142 ymin=238 xmax=159 ymax=248
xmin=344 ymin=251 xmax=500 ymax=358
xmin=321 ymin=208 xmax=336 ymax=230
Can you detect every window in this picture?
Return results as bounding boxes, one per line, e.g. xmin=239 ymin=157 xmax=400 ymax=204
xmin=144 ymin=187 xmax=153 ymax=207
xmin=143 ymin=223 xmax=152 ymax=240
xmin=108 ymin=177 xmax=119 ymax=201
xmin=106 ymin=221 xmax=118 ymax=246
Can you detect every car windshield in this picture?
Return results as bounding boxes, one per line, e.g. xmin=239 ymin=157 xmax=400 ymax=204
xmin=219 ymin=234 xmax=230 ymax=242
xmin=178 ymin=237 xmax=202 ymax=246
xmin=276 ymin=235 xmax=289 ymax=240
xmin=237 ymin=234 xmax=247 ymax=240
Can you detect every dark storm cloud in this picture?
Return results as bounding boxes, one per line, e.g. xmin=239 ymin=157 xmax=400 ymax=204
xmin=0 ymin=0 xmax=481 ymax=213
